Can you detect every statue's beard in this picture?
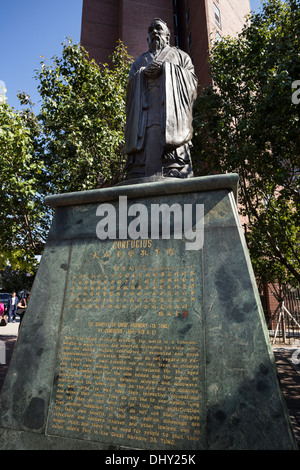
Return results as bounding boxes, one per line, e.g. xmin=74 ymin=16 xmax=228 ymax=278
xmin=149 ymin=36 xmax=167 ymax=53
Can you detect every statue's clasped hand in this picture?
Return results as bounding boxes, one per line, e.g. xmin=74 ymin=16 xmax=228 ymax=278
xmin=144 ymin=60 xmax=163 ymax=78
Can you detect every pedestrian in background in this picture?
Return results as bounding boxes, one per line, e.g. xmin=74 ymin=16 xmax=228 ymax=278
xmin=0 ymin=300 xmax=6 ymax=326
xmin=6 ymin=292 xmax=19 ymax=323
xmin=17 ymin=292 xmax=30 ymax=329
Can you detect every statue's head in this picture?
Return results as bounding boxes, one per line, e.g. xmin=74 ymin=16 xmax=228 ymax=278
xmin=147 ymin=18 xmax=170 ymax=52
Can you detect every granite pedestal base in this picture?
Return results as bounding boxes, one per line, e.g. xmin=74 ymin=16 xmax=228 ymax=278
xmin=0 ymin=175 xmax=297 ymax=450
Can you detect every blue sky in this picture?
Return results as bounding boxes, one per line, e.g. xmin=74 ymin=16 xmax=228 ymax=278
xmin=0 ymin=0 xmax=83 ymax=109
xmin=0 ymin=0 xmax=262 ymax=111
xmin=250 ymin=0 xmax=264 ymax=12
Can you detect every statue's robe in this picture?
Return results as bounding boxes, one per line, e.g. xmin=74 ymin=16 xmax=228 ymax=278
xmin=125 ymin=45 xmax=198 ymax=178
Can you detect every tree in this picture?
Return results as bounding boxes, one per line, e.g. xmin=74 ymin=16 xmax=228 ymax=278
xmin=0 ymin=266 xmax=35 ymax=294
xmin=0 ymin=40 xmax=132 ymax=273
xmin=35 ymin=39 xmax=132 ymax=193
xmin=0 ymin=94 xmax=50 ymax=271
xmin=192 ymin=0 xmax=300 ymax=286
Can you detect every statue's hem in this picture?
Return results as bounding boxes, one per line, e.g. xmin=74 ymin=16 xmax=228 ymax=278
xmin=44 ymin=173 xmax=239 ymax=208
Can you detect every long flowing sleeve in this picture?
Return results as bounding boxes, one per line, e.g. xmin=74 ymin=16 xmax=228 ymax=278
xmin=125 ymin=60 xmax=148 ymax=154
xmin=162 ymin=53 xmax=198 ymax=148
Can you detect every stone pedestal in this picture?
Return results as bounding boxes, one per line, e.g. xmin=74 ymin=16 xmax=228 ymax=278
xmin=0 ymin=175 xmax=297 ymax=449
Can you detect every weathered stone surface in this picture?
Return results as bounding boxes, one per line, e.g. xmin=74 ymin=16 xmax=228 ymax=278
xmin=0 ymin=175 xmax=297 ymax=449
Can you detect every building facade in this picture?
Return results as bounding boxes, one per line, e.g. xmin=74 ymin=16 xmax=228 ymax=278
xmin=80 ymin=0 xmax=251 ymax=88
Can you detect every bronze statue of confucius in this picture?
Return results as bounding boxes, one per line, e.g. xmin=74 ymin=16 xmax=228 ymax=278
xmin=124 ymin=18 xmax=198 ymax=180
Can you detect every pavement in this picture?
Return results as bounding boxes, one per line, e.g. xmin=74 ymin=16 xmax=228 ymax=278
xmin=0 ymin=319 xmax=20 ymax=336
xmin=273 ymin=344 xmax=300 ymax=448
xmin=0 ymin=322 xmax=299 ymax=449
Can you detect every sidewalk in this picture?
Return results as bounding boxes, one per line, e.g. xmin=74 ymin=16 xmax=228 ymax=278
xmin=0 ymin=326 xmax=299 ymax=449
xmin=273 ymin=345 xmax=300 ymax=448
xmin=0 ymin=319 xmax=20 ymax=336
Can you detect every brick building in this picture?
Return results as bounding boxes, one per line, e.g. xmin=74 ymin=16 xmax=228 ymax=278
xmin=80 ymin=0 xmax=251 ymax=88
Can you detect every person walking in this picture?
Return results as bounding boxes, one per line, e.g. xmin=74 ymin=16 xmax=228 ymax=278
xmin=17 ymin=292 xmax=30 ymax=329
xmin=6 ymin=292 xmax=19 ymax=323
xmin=0 ymin=299 xmax=6 ymax=326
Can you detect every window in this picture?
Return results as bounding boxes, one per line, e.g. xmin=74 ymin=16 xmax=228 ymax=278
xmin=186 ymin=6 xmax=190 ymax=26
xmin=173 ymin=14 xmax=178 ymax=28
xmin=188 ymin=32 xmax=192 ymax=51
xmin=214 ymin=3 xmax=222 ymax=29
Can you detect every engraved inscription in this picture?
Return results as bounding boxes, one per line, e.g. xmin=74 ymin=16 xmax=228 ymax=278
xmin=69 ymin=265 xmax=197 ymax=318
xmin=47 ymin=240 xmax=203 ymax=448
xmin=48 ymin=323 xmax=201 ymax=446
